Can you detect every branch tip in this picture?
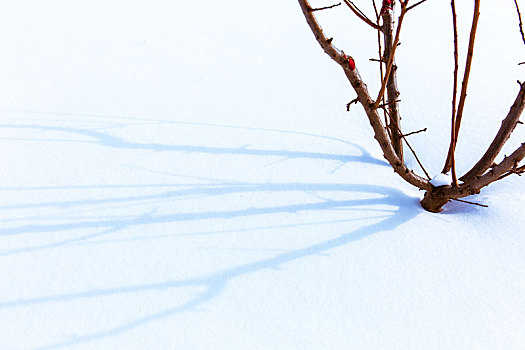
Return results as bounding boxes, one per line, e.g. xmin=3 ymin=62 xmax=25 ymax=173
xmin=309 ymin=3 xmax=342 ymax=12
xmin=346 ymin=97 xmax=359 ymax=111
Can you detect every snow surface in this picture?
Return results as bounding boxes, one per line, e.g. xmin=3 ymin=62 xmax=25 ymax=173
xmin=430 ymin=173 xmax=452 ymax=187
xmin=1 ymin=1 xmax=525 ymax=349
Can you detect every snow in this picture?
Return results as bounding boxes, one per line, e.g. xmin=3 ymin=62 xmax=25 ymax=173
xmin=430 ymin=173 xmax=452 ymax=187
xmin=1 ymin=1 xmax=525 ymax=349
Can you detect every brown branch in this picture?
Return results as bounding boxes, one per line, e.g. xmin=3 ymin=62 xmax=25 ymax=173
xmin=448 ymin=0 xmax=460 ymax=186
xmin=376 ymin=1 xmax=406 ymax=159
xmin=406 ymin=0 xmax=429 ymax=12
xmin=497 ymin=164 xmax=525 ymax=181
xmin=384 ymin=109 xmax=431 ymax=180
xmin=403 ymin=127 xmax=427 ymax=137
xmin=399 ymin=129 xmax=432 ymax=180
xmin=377 ymin=99 xmax=401 ymax=109
xmin=342 ymin=0 xmax=382 ymax=31
xmin=346 ymin=97 xmax=359 ymax=111
xmin=450 ymin=198 xmax=488 ymax=208
xmin=379 ymin=103 xmax=430 ymax=180
xmin=423 ymin=142 xmax=525 ymax=211
xmin=298 ymin=0 xmax=349 ymax=65
xmin=514 ymin=0 xmax=525 ymax=46
xmin=298 ymin=0 xmax=431 ymax=191
xmin=372 ymin=0 xmax=380 ymax=18
xmin=310 ymin=3 xmax=342 ymax=12
xmin=466 ymin=143 xmax=525 ymax=191
xmin=443 ymin=0 xmax=481 ymax=173
xmin=433 ymin=142 xmax=525 ymax=201
xmin=374 ymin=3 xmax=408 ymax=109
xmin=461 ymin=82 xmax=525 ymax=181
xmin=372 ymin=0 xmax=390 ymax=136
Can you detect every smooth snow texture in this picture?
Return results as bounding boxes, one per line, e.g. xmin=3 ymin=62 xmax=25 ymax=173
xmin=1 ymin=1 xmax=525 ymax=349
xmin=430 ymin=173 xmax=452 ymax=187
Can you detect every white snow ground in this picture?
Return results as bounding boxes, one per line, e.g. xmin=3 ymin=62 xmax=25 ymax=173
xmin=0 ymin=1 xmax=525 ymax=349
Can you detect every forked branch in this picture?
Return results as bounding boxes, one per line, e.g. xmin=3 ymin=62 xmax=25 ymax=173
xmin=342 ymin=0 xmax=381 ymax=30
xmin=461 ymin=82 xmax=525 ymax=181
xmin=298 ymin=0 xmax=431 ymax=191
xmin=298 ymin=0 xmax=524 ymax=212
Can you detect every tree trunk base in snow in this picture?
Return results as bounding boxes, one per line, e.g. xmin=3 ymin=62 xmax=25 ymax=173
xmin=420 ymin=191 xmax=450 ymax=213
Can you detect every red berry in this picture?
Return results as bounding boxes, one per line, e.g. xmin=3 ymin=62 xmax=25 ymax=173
xmin=348 ymin=57 xmax=355 ymax=71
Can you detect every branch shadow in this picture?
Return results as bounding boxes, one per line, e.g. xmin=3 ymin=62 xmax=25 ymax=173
xmin=0 ymin=122 xmax=387 ymax=166
xmin=0 ymin=183 xmax=420 ymax=350
xmin=0 ymin=114 xmax=419 ymax=349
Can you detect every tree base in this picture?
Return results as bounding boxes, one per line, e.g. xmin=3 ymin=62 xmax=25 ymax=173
xmin=420 ymin=191 xmax=450 ymax=213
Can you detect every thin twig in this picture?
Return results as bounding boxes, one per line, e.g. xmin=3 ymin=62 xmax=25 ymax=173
xmin=497 ymin=165 xmax=525 ymax=180
xmin=443 ymin=0 xmax=481 ymax=173
xmin=310 ymin=2 xmax=342 ymax=11
xmin=382 ymin=107 xmax=431 ymax=180
xmin=377 ymin=99 xmax=401 ymax=109
xmin=342 ymin=0 xmax=382 ymax=30
xmin=348 ymin=0 xmax=371 ymax=18
xmin=400 ymin=133 xmax=432 ymax=180
xmin=372 ymin=0 xmax=380 ymax=18
xmin=346 ymin=97 xmax=359 ymax=111
xmin=372 ymin=0 xmax=389 ymax=136
xmin=448 ymin=0 xmax=460 ymax=186
xmin=403 ymin=127 xmax=427 ymax=137
xmin=450 ymin=198 xmax=489 ymax=208
xmin=513 ymin=0 xmax=525 ymax=46
xmin=406 ymin=0 xmax=429 ymax=12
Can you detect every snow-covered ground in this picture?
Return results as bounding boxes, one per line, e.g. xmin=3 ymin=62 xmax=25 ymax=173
xmin=1 ymin=1 xmax=524 ymax=349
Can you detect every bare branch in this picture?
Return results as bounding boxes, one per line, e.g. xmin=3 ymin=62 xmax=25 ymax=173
xmin=403 ymin=127 xmax=427 ymax=137
xmin=298 ymin=0 xmax=350 ymax=67
xmin=448 ymin=0 xmax=460 ymax=186
xmin=450 ymin=198 xmax=488 ymax=208
xmin=346 ymin=97 xmax=359 ymax=111
xmin=379 ymin=105 xmax=431 ymax=180
xmin=377 ymin=99 xmax=401 ymax=109
xmin=310 ymin=3 xmax=342 ymax=12
xmin=461 ymin=82 xmax=525 ymax=181
xmin=342 ymin=0 xmax=382 ymax=30
xmin=372 ymin=0 xmax=380 ymax=18
xmin=376 ymin=1 xmax=406 ymax=159
xmin=398 ymin=129 xmax=432 ymax=180
xmin=372 ymin=0 xmax=390 ymax=135
xmin=435 ymin=143 xmax=525 ymax=200
xmin=423 ymin=142 xmax=525 ymax=211
xmin=443 ymin=0 xmax=481 ymax=173
xmin=297 ymin=0 xmax=432 ymax=191
xmin=466 ymin=143 xmax=525 ymax=191
xmin=497 ymin=164 xmax=525 ymax=181
xmin=298 ymin=0 xmax=524 ymax=212
xmin=374 ymin=2 xmax=408 ymax=109
xmin=513 ymin=0 xmax=525 ymax=46
xmin=406 ymin=0 xmax=429 ymax=12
